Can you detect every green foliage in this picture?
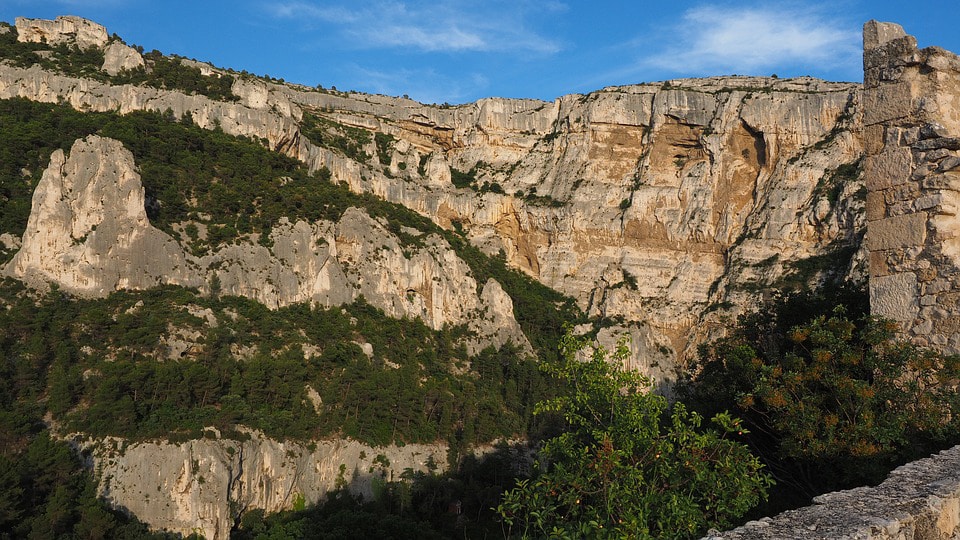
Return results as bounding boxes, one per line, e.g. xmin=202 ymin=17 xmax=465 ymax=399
xmin=374 ymin=132 xmax=396 ymax=165
xmin=813 ymin=159 xmax=861 ymax=206
xmin=300 ymin=111 xmax=371 ymax=162
xmin=112 ymin=51 xmax=238 ymax=101
xmin=679 ymin=285 xmax=960 ymax=512
xmin=0 ymin=281 xmax=552 ymax=447
xmin=450 ymin=166 xmax=477 ymax=189
xmin=497 ymin=331 xmax=771 ymax=539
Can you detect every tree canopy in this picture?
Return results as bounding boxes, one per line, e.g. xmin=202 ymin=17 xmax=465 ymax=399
xmin=497 ymin=331 xmax=771 ymax=539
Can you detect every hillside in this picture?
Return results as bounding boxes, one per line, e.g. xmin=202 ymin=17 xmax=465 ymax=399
xmin=0 ymin=14 xmax=927 ymax=540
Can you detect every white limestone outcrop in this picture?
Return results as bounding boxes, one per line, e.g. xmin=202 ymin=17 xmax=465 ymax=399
xmin=3 ymin=135 xmax=531 ymax=353
xmin=82 ymin=430 xmax=448 ymax=540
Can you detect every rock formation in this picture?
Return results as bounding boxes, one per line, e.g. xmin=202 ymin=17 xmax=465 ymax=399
xmin=101 ymin=41 xmax=145 ymax=75
xmin=864 ymin=21 xmax=960 ymax=354
xmin=14 ymin=15 xmax=109 ymax=50
xmin=5 ymin=135 xmax=200 ymax=294
xmin=3 ymin=135 xmax=531 ymax=352
xmin=80 ymin=430 xmax=448 ymax=540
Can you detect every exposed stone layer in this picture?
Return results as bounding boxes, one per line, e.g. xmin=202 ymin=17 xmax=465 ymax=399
xmin=3 ymin=135 xmax=531 ymax=353
xmin=80 ymin=430 xmax=448 ymax=540
xmin=15 ymin=15 xmax=108 ymax=50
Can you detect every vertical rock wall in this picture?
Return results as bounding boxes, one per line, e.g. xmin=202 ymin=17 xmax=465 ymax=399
xmin=864 ymin=21 xmax=960 ymax=354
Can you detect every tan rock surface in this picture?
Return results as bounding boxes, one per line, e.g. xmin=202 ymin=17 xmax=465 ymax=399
xmin=14 ymin=15 xmax=108 ymax=49
xmin=82 ymin=431 xmax=448 ymax=540
xmin=3 ymin=135 xmax=528 ymax=351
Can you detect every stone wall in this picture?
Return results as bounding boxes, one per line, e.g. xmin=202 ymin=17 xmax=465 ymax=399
xmin=865 ymin=21 xmax=960 ymax=354
xmin=709 ymin=21 xmax=960 ymax=539
xmin=704 ymin=444 xmax=960 ymax=540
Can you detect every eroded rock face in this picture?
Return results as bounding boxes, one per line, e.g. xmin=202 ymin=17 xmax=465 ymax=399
xmin=303 ymin=78 xmax=865 ymax=366
xmin=83 ymin=431 xmax=447 ymax=540
xmin=2 ymin=135 xmax=530 ymax=352
xmin=101 ymin=42 xmax=145 ymax=76
xmin=15 ymin=15 xmax=108 ymax=50
xmin=4 ymin=135 xmax=200 ymax=294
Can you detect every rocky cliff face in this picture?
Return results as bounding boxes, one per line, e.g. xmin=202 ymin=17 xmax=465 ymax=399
xmin=0 ymin=16 xmax=884 ymax=538
xmin=0 ymin=58 xmax=864 ymax=372
xmin=223 ymin=75 xmax=865 ymax=365
xmin=3 ymin=135 xmax=530 ymax=352
xmin=79 ymin=430 xmax=448 ymax=540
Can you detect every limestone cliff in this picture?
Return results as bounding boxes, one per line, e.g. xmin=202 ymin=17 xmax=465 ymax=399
xmin=79 ymin=430 xmax=448 ymax=540
xmin=0 ymin=56 xmax=864 ymax=373
xmin=4 ymin=135 xmax=531 ymax=353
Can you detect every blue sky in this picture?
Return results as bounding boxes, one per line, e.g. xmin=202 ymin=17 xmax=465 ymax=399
xmin=2 ymin=1 xmax=958 ymax=105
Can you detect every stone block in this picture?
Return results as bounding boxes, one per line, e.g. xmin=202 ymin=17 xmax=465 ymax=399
xmin=870 ymin=250 xmax=891 ymax=277
xmin=915 ymin=137 xmax=960 ymax=151
xmin=865 ymin=147 xmax=915 ymax=190
xmin=866 ymin=190 xmax=888 ymax=221
xmin=863 ymin=82 xmax=917 ymax=126
xmin=914 ymin=194 xmax=943 ymax=211
xmin=937 ymin=156 xmax=960 ymax=172
xmin=864 ymin=124 xmax=886 ymax=153
xmin=864 ymin=41 xmax=913 ymax=75
xmin=863 ymin=20 xmax=907 ymax=51
xmin=870 ymin=272 xmax=919 ymax=323
xmin=867 ymin=212 xmax=928 ymax=251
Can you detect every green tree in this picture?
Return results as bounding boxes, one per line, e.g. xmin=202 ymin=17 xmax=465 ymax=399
xmin=497 ymin=331 xmax=770 ymax=539
xmin=679 ymin=288 xmax=960 ymax=510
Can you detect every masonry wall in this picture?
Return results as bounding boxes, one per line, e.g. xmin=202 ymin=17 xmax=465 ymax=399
xmin=864 ymin=21 xmax=960 ymax=354
xmin=704 ymin=444 xmax=960 ymax=540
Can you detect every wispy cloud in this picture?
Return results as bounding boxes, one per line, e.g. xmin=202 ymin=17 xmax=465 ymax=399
xmin=264 ymin=0 xmax=561 ymax=54
xmin=349 ymin=65 xmax=488 ymax=105
xmin=639 ymin=4 xmax=860 ymax=76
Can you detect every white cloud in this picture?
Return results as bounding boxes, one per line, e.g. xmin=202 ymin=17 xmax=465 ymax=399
xmin=348 ymin=65 xmax=488 ymax=105
xmin=266 ymin=0 xmax=561 ymax=54
xmin=641 ymin=5 xmax=860 ymax=75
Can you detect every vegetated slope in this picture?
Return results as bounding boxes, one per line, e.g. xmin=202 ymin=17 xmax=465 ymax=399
xmin=0 ymin=16 xmax=868 ymax=377
xmin=0 ymin=15 xmax=880 ymax=539
xmin=0 ymin=96 xmax=578 ymax=446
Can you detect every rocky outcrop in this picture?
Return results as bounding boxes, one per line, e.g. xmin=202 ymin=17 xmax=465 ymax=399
xmin=5 ymin=135 xmax=200 ymax=294
xmin=864 ymin=21 xmax=960 ymax=354
xmin=0 ymin=17 xmax=867 ymax=372
xmin=81 ymin=430 xmax=447 ymax=540
xmin=704 ymin=444 xmax=960 ymax=540
xmin=15 ymin=15 xmax=109 ymax=50
xmin=3 ymin=135 xmax=531 ymax=352
xmin=101 ymin=42 xmax=145 ymax=75
xmin=314 ymin=78 xmax=864 ymax=366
